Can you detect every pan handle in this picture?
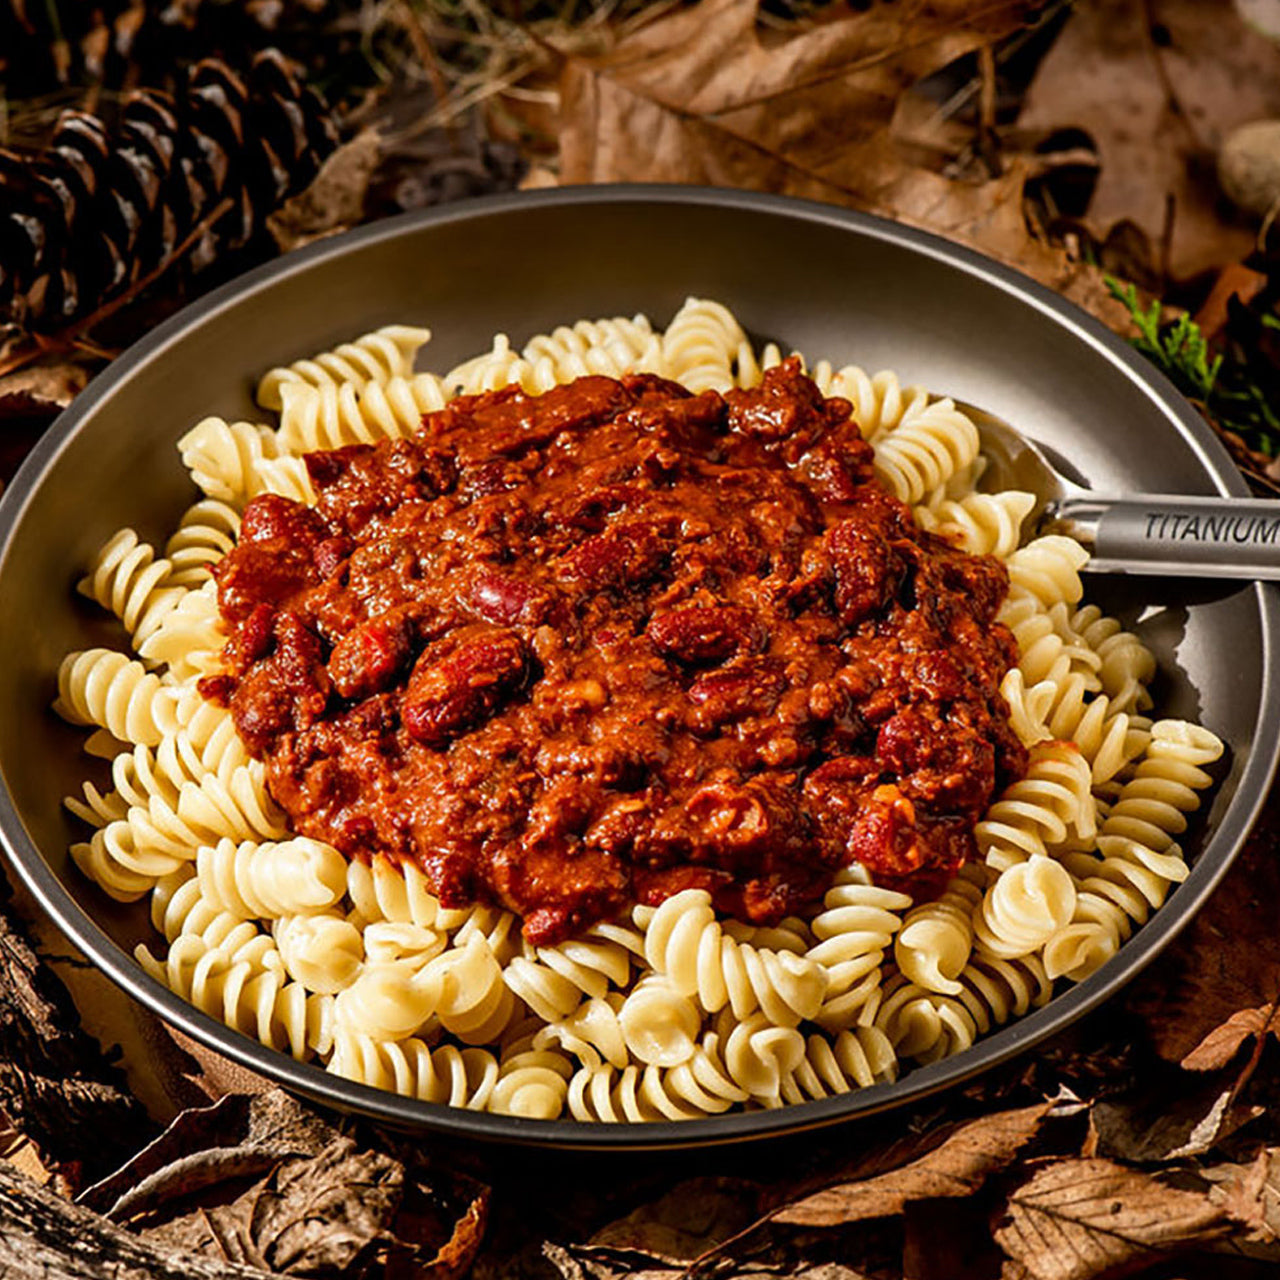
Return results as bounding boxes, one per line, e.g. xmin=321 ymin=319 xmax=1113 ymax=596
xmin=1052 ymin=495 xmax=1280 ymax=580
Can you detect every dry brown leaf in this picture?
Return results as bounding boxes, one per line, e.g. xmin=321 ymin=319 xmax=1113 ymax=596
xmin=588 ymin=1177 xmax=759 ymax=1262
xmin=773 ymin=1101 xmax=1051 ymax=1226
xmin=403 ymin=1181 xmax=489 ymax=1280
xmin=141 ymin=1140 xmax=403 ymax=1275
xmin=1092 ymin=1078 xmax=1263 ymax=1163
xmin=993 ymin=1158 xmax=1231 ymax=1280
xmin=554 ymin=0 xmax=1129 ymax=332
xmin=79 ymin=1089 xmax=489 ymax=1278
xmin=1181 ymin=1002 xmax=1280 ymax=1073
xmin=557 ymin=0 xmax=1034 ymax=195
xmin=0 ymin=359 xmax=90 ymax=417
xmin=1017 ymin=0 xmax=1280 ymax=281
xmin=269 ymin=128 xmax=383 ymax=254
xmin=1203 ymin=1148 xmax=1278 ymax=1240
xmin=1128 ymin=790 xmax=1280 ymax=1071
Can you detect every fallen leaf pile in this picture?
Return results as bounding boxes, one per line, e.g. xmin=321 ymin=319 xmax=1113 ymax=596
xmin=1016 ymin=0 xmax=1280 ymax=283
xmin=547 ymin=0 xmax=1129 ymax=327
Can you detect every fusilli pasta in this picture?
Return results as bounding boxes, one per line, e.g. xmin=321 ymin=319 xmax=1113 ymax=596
xmin=56 ymin=300 xmax=1223 ymax=1125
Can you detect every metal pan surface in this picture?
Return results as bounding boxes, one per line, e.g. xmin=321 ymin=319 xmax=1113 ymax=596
xmin=1 ymin=186 xmax=1276 ymax=1150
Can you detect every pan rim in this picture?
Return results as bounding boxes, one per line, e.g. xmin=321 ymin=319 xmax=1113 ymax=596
xmin=2 ymin=183 xmax=1277 ymax=1150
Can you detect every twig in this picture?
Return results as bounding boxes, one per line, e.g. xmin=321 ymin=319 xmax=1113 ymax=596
xmin=978 ymin=43 xmax=996 ymax=132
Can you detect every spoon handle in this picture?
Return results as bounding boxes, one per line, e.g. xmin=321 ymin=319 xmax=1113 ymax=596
xmin=1054 ymin=495 xmax=1280 ymax=580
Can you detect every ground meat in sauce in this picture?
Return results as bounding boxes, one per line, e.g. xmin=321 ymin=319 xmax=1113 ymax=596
xmin=206 ymin=359 xmax=1027 ymax=946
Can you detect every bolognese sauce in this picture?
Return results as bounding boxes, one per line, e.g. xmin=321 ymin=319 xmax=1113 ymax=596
xmin=203 ymin=359 xmax=1026 ymax=946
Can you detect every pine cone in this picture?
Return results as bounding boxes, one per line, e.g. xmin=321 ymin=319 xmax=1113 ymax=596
xmin=0 ymin=0 xmax=332 ymax=97
xmin=0 ymin=49 xmax=339 ymax=332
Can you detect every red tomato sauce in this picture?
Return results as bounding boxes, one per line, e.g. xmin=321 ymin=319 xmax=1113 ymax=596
xmin=204 ymin=360 xmax=1026 ymax=945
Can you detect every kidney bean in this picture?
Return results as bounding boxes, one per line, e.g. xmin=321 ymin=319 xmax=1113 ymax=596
xmin=239 ymin=493 xmax=328 ymax=546
xmin=403 ymin=625 xmax=528 ymax=746
xmin=647 ymin=604 xmax=766 ymax=664
xmin=687 ymin=656 xmax=787 ymax=726
xmin=556 ymin=518 xmax=673 ymax=590
xmin=313 ymin=535 xmax=353 ymax=579
xmin=327 ymin=608 xmax=415 ymax=701
xmin=467 ymin=569 xmax=551 ymax=627
xmin=825 ymin=519 xmax=901 ymax=626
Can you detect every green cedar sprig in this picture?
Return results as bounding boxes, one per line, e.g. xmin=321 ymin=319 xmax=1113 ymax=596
xmin=1106 ymin=275 xmax=1280 ymax=458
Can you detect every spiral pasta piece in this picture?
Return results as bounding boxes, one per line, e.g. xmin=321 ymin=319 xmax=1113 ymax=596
xmin=566 ymin=1037 xmax=750 ymax=1123
xmin=490 ymin=1047 xmax=573 ymax=1119
xmin=871 ymin=398 xmax=981 ymax=506
xmin=70 ymin=828 xmax=157 ymax=901
xmin=1043 ymin=720 xmax=1222 ymax=983
xmin=1015 ymin=669 xmax=1150 ymax=787
xmin=146 ymin=866 xmax=281 ymax=976
xmin=63 ymin=780 xmax=129 ymax=830
xmin=617 ymin=974 xmax=703 ymax=1067
xmin=639 ymin=889 xmax=829 ymax=1026
xmin=503 ymin=929 xmax=637 ymax=1023
xmin=812 ymin=364 xmax=930 ymax=444
xmin=1066 ymin=605 xmax=1157 ymax=715
xmin=976 ymin=740 xmax=1095 ymax=871
xmin=361 ymin=919 xmax=447 ymax=971
xmin=660 ymin=296 xmax=747 ymax=392
xmin=894 ymin=863 xmax=988 ymax=994
xmin=447 ymin=905 xmax=523 ymax=967
xmin=275 ymin=371 xmax=449 ymax=454
xmin=92 ymin=763 xmax=288 ymax=888
xmin=196 ymin=836 xmax=348 ymax=919
xmin=949 ymin=954 xmax=1053 ymax=1035
xmin=163 ymin=499 xmax=241 ymax=587
xmin=522 ymin=314 xmax=663 ymax=382
xmin=1003 ymin=536 xmax=1089 ymax=609
xmin=912 ymin=490 xmax=1035 ymax=559
xmin=177 ymin=418 xmax=281 ymax=505
xmin=327 ymin=1031 xmax=499 ymax=1108
xmin=138 ymin=933 xmax=332 ymax=1059
xmin=720 ymin=1011 xmax=807 ymax=1106
xmin=972 ymin=857 xmax=1077 ymax=960
xmin=873 ymin=971 xmax=979 ymax=1065
xmin=346 ymin=856 xmax=441 ymax=930
xmin=138 ymin=580 xmax=225 ymax=679
xmin=55 ymin=649 xmax=179 ymax=747
xmin=274 ymin=913 xmax=365 ymax=994
xmin=780 ymin=1026 xmax=898 ymax=1104
xmin=805 ymin=867 xmax=912 ymax=1028
xmin=1000 ymin=592 xmax=1102 ymax=691
xmin=78 ymin=529 xmax=186 ymax=650
xmin=254 ymin=455 xmax=316 ymax=505
xmin=535 ymin=994 xmax=630 ymax=1070
xmin=445 ymin=334 xmax=558 ymax=396
xmin=332 ymin=960 xmax=444 ymax=1042
xmin=430 ymin=933 xmax=522 ymax=1044
xmin=256 ymin=324 xmax=432 ymax=410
